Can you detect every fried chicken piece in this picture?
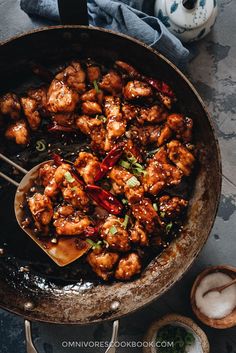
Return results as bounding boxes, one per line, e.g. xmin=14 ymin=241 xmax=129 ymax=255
xmin=20 ymin=97 xmax=41 ymax=130
xmin=159 ymin=195 xmax=188 ymax=220
xmin=62 ymin=183 xmax=89 ymax=210
xmin=167 ymin=113 xmax=193 ymax=143
xmin=131 ymin=198 xmax=161 ymax=233
xmin=55 ymin=61 xmax=86 ymax=93
xmin=115 ymin=253 xmax=142 ymax=280
xmin=0 ymin=93 xmax=21 ymax=120
xmin=167 ymin=140 xmax=195 ymax=176
xmin=28 ymin=193 xmax=53 ymax=234
xmin=74 ymin=152 xmax=101 ymax=185
xmin=122 ymin=103 xmax=139 ymax=121
xmin=75 ymin=115 xmax=106 ymax=151
xmin=124 ymin=139 xmax=143 ymax=163
xmin=52 ymin=113 xmax=75 ymax=127
xmin=99 ymin=70 xmax=123 ymax=95
xmin=87 ymin=249 xmax=119 ymax=281
xmin=87 ymin=65 xmax=101 ymax=84
xmin=137 ymin=105 xmax=168 ymax=124
xmin=53 ymin=204 xmax=74 ymax=219
xmin=27 ymin=86 xmax=48 ymax=116
xmin=44 ymin=163 xmax=71 ymax=197
xmin=104 ymin=96 xmax=126 ymax=151
xmin=82 ymin=101 xmax=102 ymax=116
xmin=142 ymin=147 xmax=183 ymax=195
xmin=157 ymin=124 xmax=173 ymax=146
xmin=39 ymin=163 xmax=57 ymax=187
xmin=127 ymin=124 xmax=172 ymax=147
xmin=47 ymin=79 xmax=79 ymax=114
xmin=53 ymin=211 xmax=92 ymax=236
xmin=53 ymin=163 xmax=72 ymax=185
xmin=100 ymin=216 xmax=131 ymax=252
xmin=130 ymin=221 xmax=149 ymax=246
xmin=5 ymin=119 xmax=29 ymax=145
xmin=81 ymin=88 xmax=100 ymax=102
xmin=123 ymin=80 xmax=153 ymax=101
xmin=109 ymin=166 xmax=144 ymax=203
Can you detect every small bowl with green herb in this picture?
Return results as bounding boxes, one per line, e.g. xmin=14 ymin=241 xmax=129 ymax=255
xmin=143 ymin=314 xmax=209 ymax=353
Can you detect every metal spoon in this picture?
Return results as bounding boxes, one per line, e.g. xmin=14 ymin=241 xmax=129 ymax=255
xmin=0 ymin=153 xmax=90 ymax=266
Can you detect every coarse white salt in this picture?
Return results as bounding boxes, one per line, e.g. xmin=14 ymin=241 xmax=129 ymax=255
xmin=195 ymin=272 xmax=236 ymax=319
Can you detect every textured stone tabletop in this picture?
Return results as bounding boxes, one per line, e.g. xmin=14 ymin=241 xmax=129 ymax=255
xmin=0 ymin=1 xmax=236 ymax=352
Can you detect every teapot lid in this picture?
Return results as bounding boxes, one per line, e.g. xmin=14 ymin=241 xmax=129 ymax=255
xmin=166 ymin=0 xmax=216 ymax=30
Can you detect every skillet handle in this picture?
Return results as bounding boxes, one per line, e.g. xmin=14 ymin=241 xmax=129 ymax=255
xmin=25 ymin=320 xmax=38 ymax=353
xmin=58 ymin=0 xmax=89 ymax=25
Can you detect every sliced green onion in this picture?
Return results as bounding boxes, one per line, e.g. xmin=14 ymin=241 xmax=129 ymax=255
xmin=71 ymin=186 xmax=78 ymax=192
xmin=64 ymin=171 xmax=75 ymax=183
xmin=86 ymin=239 xmax=102 ymax=250
xmin=93 ymin=80 xmax=100 ymax=93
xmin=160 ymin=211 xmax=165 ymax=218
xmin=99 ymin=115 xmax=107 ymax=122
xmin=122 ymin=215 xmax=129 ymax=229
xmin=36 ymin=139 xmax=46 ymax=152
xmin=126 ymin=154 xmax=137 ymax=164
xmin=119 ymin=160 xmax=131 ymax=169
xmin=153 ymin=203 xmax=158 ymax=211
xmin=166 ymin=222 xmax=173 ymax=232
xmin=103 ymin=240 xmax=109 ymax=248
xmin=122 ymin=198 xmax=128 ymax=205
xmin=126 ymin=176 xmax=140 ymax=188
xmin=109 ymin=225 xmax=118 ymax=235
xmin=146 ymin=148 xmax=160 ymax=157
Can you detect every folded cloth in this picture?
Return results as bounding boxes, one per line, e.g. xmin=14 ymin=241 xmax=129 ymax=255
xmin=20 ymin=0 xmax=190 ymax=67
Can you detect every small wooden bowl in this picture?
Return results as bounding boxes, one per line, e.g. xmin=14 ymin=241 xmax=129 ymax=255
xmin=143 ymin=314 xmax=210 ymax=353
xmin=191 ymin=265 xmax=236 ymax=329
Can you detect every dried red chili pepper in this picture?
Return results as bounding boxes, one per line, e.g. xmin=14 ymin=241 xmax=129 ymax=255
xmin=52 ymin=153 xmax=64 ymax=166
xmin=48 ymin=122 xmax=76 ymax=133
xmin=84 ymin=226 xmax=100 ymax=237
xmin=94 ymin=142 xmax=125 ymax=182
xmin=145 ymin=77 xmax=175 ymax=98
xmin=85 ymin=185 xmax=123 ymax=215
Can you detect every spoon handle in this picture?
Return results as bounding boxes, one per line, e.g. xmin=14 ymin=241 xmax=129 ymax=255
xmin=203 ymin=278 xmax=236 ymax=297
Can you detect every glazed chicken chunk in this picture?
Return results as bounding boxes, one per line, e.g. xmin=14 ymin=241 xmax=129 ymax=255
xmin=99 ymin=70 xmax=123 ymax=95
xmin=87 ymin=65 xmax=101 ymax=84
xmin=28 ymin=193 xmax=53 ymax=234
xmin=27 ymin=86 xmax=48 ymax=117
xmin=0 ymin=93 xmax=21 ymax=120
xmin=53 ymin=210 xmax=91 ymax=236
xmin=167 ymin=113 xmax=193 ymax=143
xmin=87 ymin=250 xmax=119 ymax=281
xmin=115 ymin=253 xmax=142 ymax=281
xmin=167 ymin=140 xmax=195 ymax=176
xmin=47 ymin=79 xmax=79 ymax=114
xmin=109 ymin=166 xmax=144 ymax=203
xmin=55 ymin=61 xmax=86 ymax=93
xmin=75 ymin=115 xmax=106 ymax=151
xmin=131 ymin=198 xmax=161 ymax=233
xmin=21 ymin=96 xmax=41 ymax=131
xmin=100 ymin=215 xmax=131 ymax=252
xmin=137 ymin=105 xmax=168 ymax=124
xmin=82 ymin=101 xmax=102 ymax=116
xmin=104 ymin=96 xmax=126 ymax=150
xmin=75 ymin=152 xmax=101 ymax=185
xmin=130 ymin=221 xmax=149 ymax=247
xmin=159 ymin=195 xmax=188 ymax=220
xmin=123 ymin=80 xmax=153 ymax=101
xmin=39 ymin=163 xmax=57 ymax=187
xmin=142 ymin=147 xmax=183 ymax=195
xmin=5 ymin=119 xmax=29 ymax=145
xmin=127 ymin=124 xmax=172 ymax=147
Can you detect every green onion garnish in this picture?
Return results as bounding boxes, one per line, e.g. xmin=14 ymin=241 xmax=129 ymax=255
xmin=93 ymin=80 xmax=100 ymax=93
xmin=86 ymin=239 xmax=102 ymax=250
xmin=109 ymin=225 xmax=118 ymax=235
xmin=122 ymin=198 xmax=129 ymax=205
xmin=153 ymin=203 xmax=158 ymax=211
xmin=64 ymin=171 xmax=75 ymax=183
xmin=36 ymin=139 xmax=46 ymax=152
xmin=156 ymin=324 xmax=195 ymax=353
xmin=119 ymin=160 xmax=131 ymax=169
xmin=160 ymin=211 xmax=165 ymax=218
xmin=122 ymin=215 xmax=129 ymax=229
xmin=126 ymin=176 xmax=140 ymax=188
xmin=71 ymin=186 xmax=78 ymax=192
xmin=146 ymin=148 xmax=160 ymax=157
xmin=166 ymin=222 xmax=173 ymax=232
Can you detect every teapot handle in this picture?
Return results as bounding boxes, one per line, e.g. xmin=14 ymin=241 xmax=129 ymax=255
xmin=58 ymin=0 xmax=89 ymax=25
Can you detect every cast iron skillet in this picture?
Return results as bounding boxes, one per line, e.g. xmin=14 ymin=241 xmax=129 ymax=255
xmin=0 ymin=0 xmax=221 ymax=324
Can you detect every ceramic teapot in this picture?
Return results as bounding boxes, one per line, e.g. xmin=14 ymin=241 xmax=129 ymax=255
xmin=154 ymin=0 xmax=218 ymax=42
